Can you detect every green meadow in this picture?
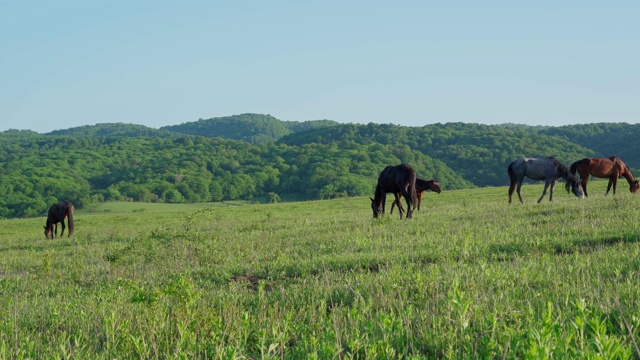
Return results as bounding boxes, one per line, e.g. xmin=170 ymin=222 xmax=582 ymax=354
xmin=1 ymin=181 xmax=639 ymax=359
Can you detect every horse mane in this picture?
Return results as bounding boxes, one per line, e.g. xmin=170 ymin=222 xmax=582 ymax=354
xmin=554 ymin=159 xmax=571 ymax=178
xmin=569 ymin=159 xmax=582 ymax=178
xmin=622 ymin=162 xmax=635 ymax=180
xmin=552 ymin=159 xmax=578 ymax=193
xmin=609 ymin=156 xmax=637 ymax=186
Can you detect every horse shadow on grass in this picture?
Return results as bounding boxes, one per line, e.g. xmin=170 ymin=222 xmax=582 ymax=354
xmin=0 ymin=240 xmax=79 ymax=254
xmin=489 ymin=232 xmax=640 ymax=261
xmin=553 ymin=233 xmax=640 ymax=255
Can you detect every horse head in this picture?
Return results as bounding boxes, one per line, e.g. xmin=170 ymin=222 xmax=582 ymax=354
xmin=631 ymin=180 xmax=640 ymax=193
xmin=370 ymin=197 xmax=383 ymax=218
xmin=43 ymin=225 xmax=52 ymax=239
xmin=430 ymin=181 xmax=442 ymax=194
xmin=566 ymin=177 xmax=585 ymax=198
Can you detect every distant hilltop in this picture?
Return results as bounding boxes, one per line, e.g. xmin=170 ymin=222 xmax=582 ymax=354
xmin=46 ymin=113 xmax=340 ymax=144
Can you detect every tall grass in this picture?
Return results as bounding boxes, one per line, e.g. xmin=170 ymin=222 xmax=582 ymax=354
xmin=0 ymin=181 xmax=639 ymax=358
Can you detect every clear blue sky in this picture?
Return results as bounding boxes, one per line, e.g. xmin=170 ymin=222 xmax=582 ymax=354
xmin=2 ymin=1 xmax=639 ymax=133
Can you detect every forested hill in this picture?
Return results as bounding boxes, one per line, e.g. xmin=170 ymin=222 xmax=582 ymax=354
xmin=0 ymin=134 xmax=468 ymax=218
xmin=1 ymin=114 xmax=639 ymax=219
xmin=538 ymin=123 xmax=640 ymax=166
xmin=277 ymin=122 xmax=602 ymax=187
xmin=49 ymin=123 xmax=177 ymax=138
xmin=160 ymin=113 xmax=339 ymax=144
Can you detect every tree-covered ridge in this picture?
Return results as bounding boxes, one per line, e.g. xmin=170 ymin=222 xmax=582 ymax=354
xmin=47 ymin=123 xmax=177 ymax=137
xmin=278 ymin=122 xmax=599 ymax=187
xmin=3 ymin=115 xmax=640 ymax=219
xmin=285 ymin=119 xmax=341 ymax=132
xmin=160 ymin=113 xmax=339 ymax=144
xmin=538 ymin=122 xmax=640 ymax=166
xmin=0 ymin=134 xmax=465 ymax=218
xmin=0 ymin=129 xmax=42 ymax=138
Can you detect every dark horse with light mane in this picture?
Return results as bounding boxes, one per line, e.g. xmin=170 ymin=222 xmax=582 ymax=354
xmin=390 ymin=178 xmax=442 ymax=215
xmin=569 ymin=156 xmax=639 ymax=197
xmin=370 ymin=164 xmax=418 ymax=219
xmin=44 ymin=200 xmax=75 ymax=239
xmin=508 ymin=157 xmax=584 ymax=203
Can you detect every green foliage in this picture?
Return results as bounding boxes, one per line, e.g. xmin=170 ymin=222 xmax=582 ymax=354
xmin=47 ymin=122 xmax=177 ymax=137
xmin=540 ymin=122 xmax=640 ymax=167
xmin=266 ymin=192 xmax=281 ymax=203
xmin=0 ymin=132 xmax=469 ymax=218
xmin=3 ymin=117 xmax=640 ymax=219
xmin=278 ymin=122 xmax=600 ymax=187
xmin=160 ymin=113 xmax=338 ymax=144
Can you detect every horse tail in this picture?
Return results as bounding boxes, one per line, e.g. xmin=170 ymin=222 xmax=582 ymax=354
xmin=507 ymin=162 xmax=517 ymax=188
xmin=66 ymin=201 xmax=75 ymax=236
xmin=410 ymin=170 xmax=418 ymax=210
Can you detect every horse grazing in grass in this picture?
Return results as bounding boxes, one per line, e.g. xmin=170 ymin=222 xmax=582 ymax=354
xmin=390 ymin=178 xmax=442 ymax=215
xmin=569 ymin=156 xmax=639 ymax=197
xmin=508 ymin=157 xmax=584 ymax=203
xmin=44 ymin=200 xmax=75 ymax=239
xmin=370 ymin=164 xmax=418 ymax=219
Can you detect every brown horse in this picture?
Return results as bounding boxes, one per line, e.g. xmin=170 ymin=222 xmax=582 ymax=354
xmin=390 ymin=178 xmax=442 ymax=215
xmin=44 ymin=200 xmax=75 ymax=239
xmin=569 ymin=156 xmax=640 ymax=197
xmin=370 ymin=164 xmax=418 ymax=219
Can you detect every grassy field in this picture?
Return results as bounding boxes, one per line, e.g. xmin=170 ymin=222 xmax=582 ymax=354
xmin=1 ymin=180 xmax=640 ymax=359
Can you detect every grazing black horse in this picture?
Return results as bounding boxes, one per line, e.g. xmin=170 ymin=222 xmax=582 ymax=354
xmin=391 ymin=178 xmax=442 ymax=215
xmin=508 ymin=157 xmax=584 ymax=203
xmin=370 ymin=164 xmax=418 ymax=219
xmin=44 ymin=200 xmax=75 ymax=239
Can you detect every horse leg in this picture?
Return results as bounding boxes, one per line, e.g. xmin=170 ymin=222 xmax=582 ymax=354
xmin=381 ymin=195 xmax=386 ymax=215
xmin=515 ymin=181 xmax=524 ymax=204
xmin=508 ymin=180 xmax=516 ymax=203
xmin=60 ymin=220 xmax=66 ymax=237
xmin=398 ymin=193 xmax=406 ymax=216
xmin=606 ymin=176 xmax=619 ymax=195
xmin=398 ymin=200 xmax=406 ymax=218
xmin=538 ymin=180 xmax=553 ymax=203
xmin=604 ymin=178 xmax=614 ymax=196
xmin=400 ymin=189 xmax=412 ymax=219
xmin=393 ymin=193 xmax=405 ymax=218
xmin=399 ymin=193 xmax=407 ymax=219
xmin=582 ymin=178 xmax=589 ymax=197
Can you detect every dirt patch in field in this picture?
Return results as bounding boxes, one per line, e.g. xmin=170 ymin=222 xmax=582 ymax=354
xmin=232 ymin=275 xmax=272 ymax=292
